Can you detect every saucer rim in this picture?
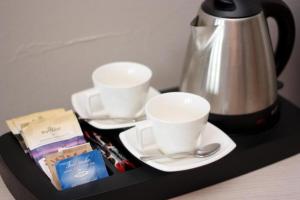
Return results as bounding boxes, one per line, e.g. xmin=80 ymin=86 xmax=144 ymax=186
xmin=119 ymin=122 xmax=236 ymax=172
xmin=71 ymin=86 xmax=160 ymax=130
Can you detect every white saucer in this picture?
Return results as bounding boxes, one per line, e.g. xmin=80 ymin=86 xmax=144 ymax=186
xmin=119 ymin=122 xmax=236 ymax=172
xmin=71 ymin=87 xmax=160 ymax=129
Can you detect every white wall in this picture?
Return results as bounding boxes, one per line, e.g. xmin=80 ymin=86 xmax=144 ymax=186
xmin=0 ymin=0 xmax=299 ymax=134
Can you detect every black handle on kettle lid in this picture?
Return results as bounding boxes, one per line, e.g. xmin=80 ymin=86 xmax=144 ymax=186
xmin=202 ymin=0 xmax=262 ymax=18
xmin=214 ymin=0 xmax=236 ymax=11
xmin=261 ymin=0 xmax=295 ymax=76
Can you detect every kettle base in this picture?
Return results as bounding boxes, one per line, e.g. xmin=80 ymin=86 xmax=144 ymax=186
xmin=209 ymin=101 xmax=280 ymax=134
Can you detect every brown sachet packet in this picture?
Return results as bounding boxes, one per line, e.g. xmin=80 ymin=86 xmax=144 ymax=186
xmin=44 ymin=151 xmax=65 ymax=190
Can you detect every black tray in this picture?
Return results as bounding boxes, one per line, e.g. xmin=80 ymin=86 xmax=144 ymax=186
xmin=1 ymin=96 xmax=300 ymax=200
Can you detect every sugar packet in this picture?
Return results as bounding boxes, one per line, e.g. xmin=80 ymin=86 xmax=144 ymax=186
xmin=56 ymin=150 xmax=109 ymax=190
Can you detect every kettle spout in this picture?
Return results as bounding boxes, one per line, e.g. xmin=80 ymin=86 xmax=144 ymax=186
xmin=191 ymin=16 xmax=218 ymax=50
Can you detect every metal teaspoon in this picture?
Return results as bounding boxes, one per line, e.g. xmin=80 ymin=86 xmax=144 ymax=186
xmin=139 ymin=143 xmax=221 ymax=161
xmin=78 ymin=115 xmax=146 ymax=123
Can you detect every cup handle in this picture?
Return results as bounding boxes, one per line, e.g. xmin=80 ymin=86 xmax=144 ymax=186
xmin=84 ymin=88 xmax=106 ymax=117
xmin=135 ymin=121 xmax=152 ymax=151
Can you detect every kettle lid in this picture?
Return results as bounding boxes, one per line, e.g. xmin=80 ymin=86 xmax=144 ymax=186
xmin=202 ymin=0 xmax=262 ymax=18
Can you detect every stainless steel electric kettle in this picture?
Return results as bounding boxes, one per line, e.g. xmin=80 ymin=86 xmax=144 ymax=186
xmin=180 ymin=0 xmax=295 ymax=131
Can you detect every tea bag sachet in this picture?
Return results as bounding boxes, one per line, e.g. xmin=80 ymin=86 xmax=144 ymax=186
xmin=55 ymin=150 xmax=109 ymax=190
xmin=45 ymin=143 xmax=92 ymax=190
xmin=6 ymin=109 xmax=66 ymax=152
xmin=21 ymin=110 xmax=86 ymax=176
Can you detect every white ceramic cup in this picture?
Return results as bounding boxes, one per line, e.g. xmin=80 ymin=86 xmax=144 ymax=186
xmin=136 ymin=92 xmax=210 ymax=154
xmin=85 ymin=62 xmax=152 ymax=118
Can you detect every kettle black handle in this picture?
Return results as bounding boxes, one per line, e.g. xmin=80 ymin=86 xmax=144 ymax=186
xmin=261 ymin=0 xmax=295 ymax=76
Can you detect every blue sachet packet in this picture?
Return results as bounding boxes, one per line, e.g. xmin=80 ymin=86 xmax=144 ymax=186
xmin=56 ymin=150 xmax=109 ymax=190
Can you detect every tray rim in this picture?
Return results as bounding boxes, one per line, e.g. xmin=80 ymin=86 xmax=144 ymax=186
xmin=0 ymin=95 xmax=300 ymax=200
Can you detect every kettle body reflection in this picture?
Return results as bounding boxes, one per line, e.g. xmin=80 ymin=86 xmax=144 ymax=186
xmin=180 ymin=0 xmax=295 ymax=131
